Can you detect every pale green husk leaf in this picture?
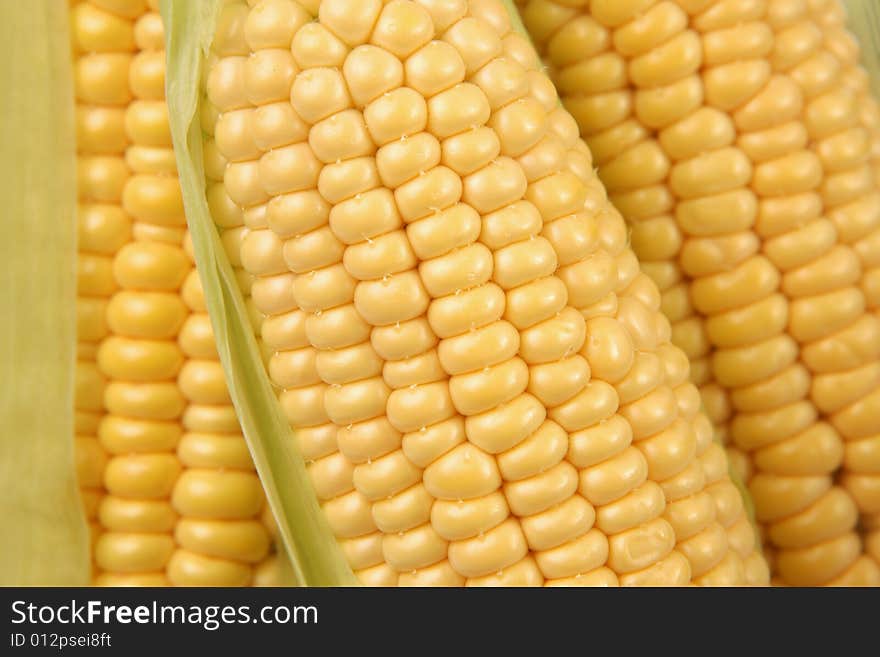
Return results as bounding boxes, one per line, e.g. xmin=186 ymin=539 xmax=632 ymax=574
xmin=845 ymin=0 xmax=880 ymax=98
xmin=0 ymin=0 xmax=89 ymax=586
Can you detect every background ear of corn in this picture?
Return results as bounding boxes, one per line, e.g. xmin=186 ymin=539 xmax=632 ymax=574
xmin=515 ymin=0 xmax=880 ymax=586
xmin=0 ymin=0 xmax=90 ymax=586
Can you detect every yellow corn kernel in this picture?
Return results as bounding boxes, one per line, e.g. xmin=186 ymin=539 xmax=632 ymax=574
xmin=166 ymin=550 xmax=252 ymax=586
xmin=174 ymin=519 xmax=270 ymax=563
xmin=99 ymin=496 xmax=177 ymax=533
xmin=76 ymin=53 xmax=132 ymax=106
xmin=95 ymin=531 xmax=174 ymax=574
xmin=171 ymin=470 xmax=263 ymax=519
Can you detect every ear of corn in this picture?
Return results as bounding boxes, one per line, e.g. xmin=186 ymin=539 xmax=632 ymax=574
xmin=1 ymin=0 xmax=90 ymax=585
xmin=166 ymin=0 xmax=769 ymax=586
xmin=517 ymin=0 xmax=880 ymax=585
xmin=70 ymin=0 xmax=137 ymax=583
xmin=69 ymin=0 xmax=288 ymax=586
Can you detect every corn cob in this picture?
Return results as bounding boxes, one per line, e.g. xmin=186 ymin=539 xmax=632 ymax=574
xmin=70 ymin=0 xmax=125 ymax=575
xmin=74 ymin=0 xmax=181 ymax=586
xmin=71 ymin=0 xmax=148 ymax=583
xmin=199 ymin=0 xmax=768 ymax=586
xmin=71 ymin=0 xmax=277 ymax=586
xmin=812 ymin=0 xmax=880 ymax=578
xmin=517 ymin=0 xmax=880 ymax=585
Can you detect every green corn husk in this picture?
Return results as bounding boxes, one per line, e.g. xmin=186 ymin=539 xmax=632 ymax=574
xmin=844 ymin=0 xmax=880 ymax=99
xmin=161 ymin=0 xmax=357 ymax=587
xmin=0 ymin=0 xmax=89 ymax=586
